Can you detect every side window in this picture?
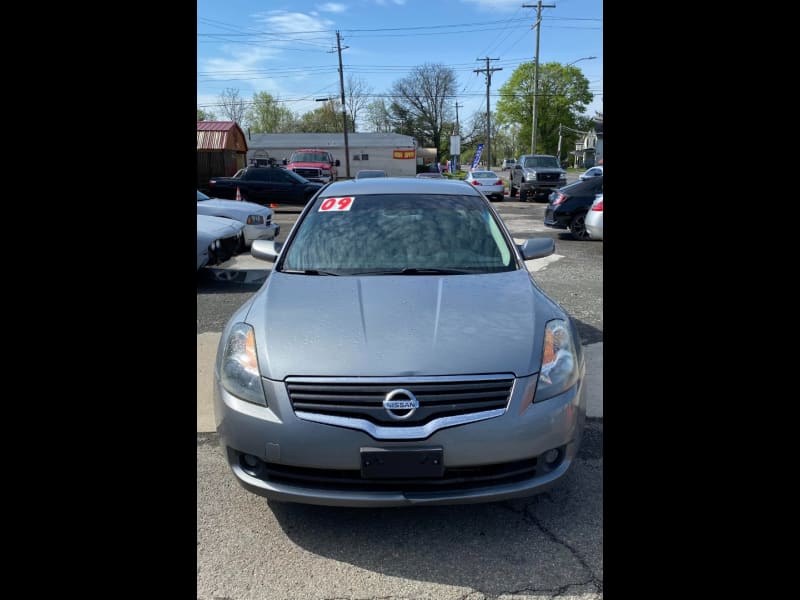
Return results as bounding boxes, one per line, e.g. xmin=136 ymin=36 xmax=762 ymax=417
xmin=250 ymin=169 xmax=271 ymax=181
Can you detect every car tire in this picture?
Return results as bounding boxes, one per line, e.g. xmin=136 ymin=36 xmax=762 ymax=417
xmin=520 ymin=188 xmax=528 ymax=202
xmin=569 ymin=212 xmax=590 ymax=240
xmin=510 ymin=185 xmax=517 ymax=198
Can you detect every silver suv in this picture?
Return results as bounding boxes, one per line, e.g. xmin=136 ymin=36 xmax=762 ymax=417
xmin=510 ymin=155 xmax=567 ymax=202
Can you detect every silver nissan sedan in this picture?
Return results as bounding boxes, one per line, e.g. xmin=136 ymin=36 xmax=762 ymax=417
xmin=214 ymin=177 xmax=586 ymax=507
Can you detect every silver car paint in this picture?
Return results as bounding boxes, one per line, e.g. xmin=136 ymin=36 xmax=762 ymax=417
xmin=196 ymin=215 xmax=244 ymax=270
xmin=245 ymin=269 xmax=557 ymax=380
xmin=197 ymin=193 xmax=278 ymax=246
xmin=585 ymin=193 xmax=604 ymax=240
xmin=213 ymin=178 xmax=586 ymax=506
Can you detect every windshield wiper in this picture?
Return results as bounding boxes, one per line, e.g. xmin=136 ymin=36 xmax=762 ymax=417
xmin=281 ymin=268 xmax=340 ymax=276
xmin=350 ymin=268 xmax=471 ymax=276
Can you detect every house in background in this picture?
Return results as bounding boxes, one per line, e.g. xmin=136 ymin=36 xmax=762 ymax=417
xmin=570 ymin=118 xmax=603 ymax=168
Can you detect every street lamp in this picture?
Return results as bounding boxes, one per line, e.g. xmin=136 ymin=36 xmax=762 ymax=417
xmin=567 ymin=56 xmax=596 ymax=67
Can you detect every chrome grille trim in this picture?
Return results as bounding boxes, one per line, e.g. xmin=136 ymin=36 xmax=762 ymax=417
xmin=294 ymin=408 xmax=506 ymax=440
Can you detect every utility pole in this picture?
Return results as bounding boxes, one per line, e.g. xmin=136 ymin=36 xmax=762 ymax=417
xmin=474 ymin=58 xmax=501 ymax=169
xmin=335 ymin=31 xmax=351 ymax=178
xmin=454 ymin=101 xmax=464 ymax=171
xmin=557 ymin=123 xmax=562 ymax=164
xmin=523 ymin=1 xmax=555 ymax=155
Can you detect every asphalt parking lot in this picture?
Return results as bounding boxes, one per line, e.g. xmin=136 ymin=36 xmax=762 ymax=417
xmin=197 ymin=180 xmax=603 ymax=600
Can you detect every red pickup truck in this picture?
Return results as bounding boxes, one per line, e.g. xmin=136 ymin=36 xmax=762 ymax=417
xmin=284 ymin=149 xmax=340 ymax=183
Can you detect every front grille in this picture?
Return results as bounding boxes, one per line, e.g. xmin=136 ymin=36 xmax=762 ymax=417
xmin=253 ymin=455 xmax=539 ymax=493
xmin=286 ymin=376 xmax=514 ymax=427
xmin=537 ymin=172 xmax=559 ymax=182
xmin=294 ymin=168 xmax=322 ymax=178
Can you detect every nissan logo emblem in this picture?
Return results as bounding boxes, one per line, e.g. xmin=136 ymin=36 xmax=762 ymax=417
xmin=383 ymin=389 xmax=419 ymax=420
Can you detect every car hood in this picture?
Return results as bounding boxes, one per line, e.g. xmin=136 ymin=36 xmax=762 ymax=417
xmin=196 ymin=215 xmax=243 ymax=240
xmin=248 ymin=269 xmax=559 ymax=380
xmin=197 ymin=199 xmax=272 ymax=221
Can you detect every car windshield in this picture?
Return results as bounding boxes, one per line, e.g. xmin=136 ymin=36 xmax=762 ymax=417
xmin=280 ymin=194 xmax=516 ymax=275
xmin=292 ymin=152 xmax=330 ymax=163
xmin=197 ymin=190 xmax=211 ymax=201
xmin=470 ymin=171 xmax=496 ymax=179
xmin=523 ymin=156 xmax=559 ymax=169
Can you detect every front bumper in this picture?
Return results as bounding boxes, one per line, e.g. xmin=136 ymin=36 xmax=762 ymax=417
xmin=214 ymin=370 xmax=586 ymax=506
xmin=243 ymin=223 xmax=280 ymax=246
xmin=519 ymin=180 xmax=565 ymax=192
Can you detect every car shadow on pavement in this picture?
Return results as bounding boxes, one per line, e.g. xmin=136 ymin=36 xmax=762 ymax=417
xmin=573 ymin=317 xmax=603 ymax=346
xmin=267 ymin=421 xmax=603 ymax=596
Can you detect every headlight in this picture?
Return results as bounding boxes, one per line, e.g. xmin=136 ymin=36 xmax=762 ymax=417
xmin=220 ymin=323 xmax=266 ymax=405
xmin=246 ymin=215 xmax=264 ymax=225
xmin=534 ymin=319 xmax=579 ymax=402
xmin=321 ymin=169 xmax=331 ymax=177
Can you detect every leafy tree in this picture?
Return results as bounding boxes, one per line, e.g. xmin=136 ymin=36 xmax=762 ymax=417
xmin=363 ymin=99 xmax=391 ymax=132
xmin=247 ymin=92 xmax=296 ymax=133
xmin=218 ymin=88 xmax=248 ymax=126
xmin=297 ymin=100 xmax=353 ymax=133
xmin=197 ymin=108 xmax=216 ymax=121
xmin=389 ymin=63 xmax=456 ymax=161
xmin=496 ymin=62 xmax=593 ymax=155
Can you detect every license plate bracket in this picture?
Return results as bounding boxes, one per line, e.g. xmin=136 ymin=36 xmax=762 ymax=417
xmin=360 ymin=447 xmax=444 ymax=479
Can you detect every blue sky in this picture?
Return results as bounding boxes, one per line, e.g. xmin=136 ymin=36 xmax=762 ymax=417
xmin=197 ymin=0 xmax=602 ymax=129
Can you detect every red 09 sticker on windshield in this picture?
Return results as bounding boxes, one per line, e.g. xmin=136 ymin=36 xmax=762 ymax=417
xmin=319 ymin=197 xmax=354 ymax=212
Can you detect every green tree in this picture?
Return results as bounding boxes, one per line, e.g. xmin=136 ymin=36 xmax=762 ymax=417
xmin=363 ymin=99 xmax=391 ymax=132
xmin=389 ymin=63 xmax=456 ymax=161
xmin=496 ymin=62 xmax=593 ymax=155
xmin=247 ymin=92 xmax=296 ymax=133
xmin=297 ymin=100 xmax=353 ymax=133
xmin=197 ymin=108 xmax=216 ymax=121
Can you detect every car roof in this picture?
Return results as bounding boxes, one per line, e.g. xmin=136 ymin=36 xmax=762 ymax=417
xmin=322 ymin=177 xmax=482 ymax=197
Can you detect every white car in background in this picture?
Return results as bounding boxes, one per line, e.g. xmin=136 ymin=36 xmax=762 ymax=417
xmin=464 ymin=170 xmax=505 ymax=201
xmin=197 ymin=190 xmax=280 ymax=247
xmin=579 ymin=165 xmax=603 ymax=181
xmin=197 ymin=215 xmax=245 ymax=270
xmin=584 ymin=193 xmax=603 ymax=241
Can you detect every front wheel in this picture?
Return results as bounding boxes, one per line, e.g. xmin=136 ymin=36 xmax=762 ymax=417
xmin=510 ymin=184 xmax=517 ymax=198
xmin=569 ymin=212 xmax=590 ymax=240
xmin=519 ymin=188 xmax=528 ymax=202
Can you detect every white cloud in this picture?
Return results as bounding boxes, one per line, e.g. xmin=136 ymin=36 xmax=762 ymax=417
xmin=318 ymin=2 xmax=347 ymax=12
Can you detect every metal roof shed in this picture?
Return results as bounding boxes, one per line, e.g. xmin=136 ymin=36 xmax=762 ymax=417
xmin=197 ymin=121 xmax=248 ymax=189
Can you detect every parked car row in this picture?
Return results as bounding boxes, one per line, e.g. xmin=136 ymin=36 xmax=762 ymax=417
xmin=543 ymin=176 xmax=603 ymax=241
xmin=196 ymin=190 xmax=281 ymax=270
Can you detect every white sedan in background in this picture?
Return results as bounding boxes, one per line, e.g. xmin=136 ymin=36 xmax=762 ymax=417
xmin=197 ymin=190 xmax=280 ymax=247
xmin=585 ymin=193 xmax=603 ymax=241
xmin=463 ymin=170 xmax=505 ymax=201
xmin=579 ymin=165 xmax=603 ymax=181
xmin=197 ymin=215 xmax=246 ymax=270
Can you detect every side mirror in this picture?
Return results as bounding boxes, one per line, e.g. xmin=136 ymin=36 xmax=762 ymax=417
xmin=517 ymin=238 xmax=555 ymax=261
xmin=251 ymin=240 xmax=283 ymax=262
xmin=334 ymin=159 xmax=341 ymax=167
